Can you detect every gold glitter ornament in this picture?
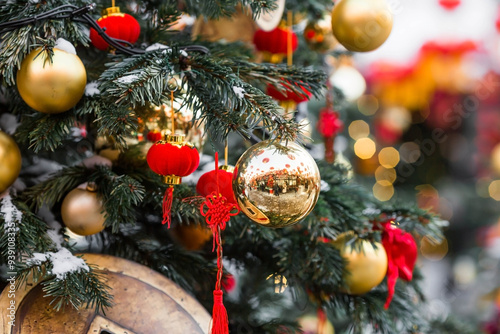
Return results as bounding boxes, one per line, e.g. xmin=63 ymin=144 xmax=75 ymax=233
xmin=232 ymin=139 xmax=320 ymax=228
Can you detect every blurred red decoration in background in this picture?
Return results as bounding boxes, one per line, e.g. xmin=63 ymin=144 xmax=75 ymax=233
xmin=317 ymin=108 xmax=343 ymax=138
xmin=439 ymin=0 xmax=461 ymax=10
xmin=90 ymin=7 xmax=141 ymax=51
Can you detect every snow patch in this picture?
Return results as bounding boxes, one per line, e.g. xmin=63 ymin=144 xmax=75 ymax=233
xmin=47 ymin=229 xmax=64 ymax=249
xmin=232 ymin=86 xmax=245 ymax=99
xmin=117 ymin=74 xmax=139 ymax=84
xmin=54 ymin=38 xmax=76 ymax=55
xmin=320 ymin=180 xmax=330 ymax=192
xmin=1 ymin=195 xmax=23 ymax=225
xmin=85 ymin=82 xmax=100 ymax=96
xmin=179 ymin=14 xmax=195 ymax=26
xmin=180 ymin=50 xmax=188 ymax=57
xmin=146 ymin=43 xmax=170 ymax=52
xmin=27 ymin=248 xmax=89 ymax=280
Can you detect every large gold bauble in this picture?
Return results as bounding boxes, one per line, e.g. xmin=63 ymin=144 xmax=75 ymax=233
xmin=0 ymin=254 xmax=211 ymax=334
xmin=61 ymin=187 xmax=106 ymax=236
xmin=232 ymin=140 xmax=321 ymax=228
xmin=332 ymin=236 xmax=388 ymax=295
xmin=331 ymin=0 xmax=393 ymax=52
xmin=0 ymin=131 xmax=22 ymax=194
xmin=16 ymin=47 xmax=87 ymax=113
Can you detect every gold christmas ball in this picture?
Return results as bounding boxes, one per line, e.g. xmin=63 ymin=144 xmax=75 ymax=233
xmin=232 ymin=139 xmax=321 ymax=228
xmin=61 ymin=186 xmax=106 ymax=236
xmin=331 ymin=0 xmax=393 ymax=52
xmin=298 ymin=314 xmax=335 ymax=334
xmin=0 ymin=131 xmax=22 ymax=194
xmin=16 ymin=47 xmax=87 ymax=113
xmin=169 ymin=223 xmax=212 ymax=251
xmin=304 ymin=16 xmax=338 ymax=53
xmin=332 ymin=236 xmax=388 ymax=295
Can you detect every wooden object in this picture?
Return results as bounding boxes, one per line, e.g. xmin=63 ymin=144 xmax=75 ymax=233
xmin=0 ymin=254 xmax=211 ymax=334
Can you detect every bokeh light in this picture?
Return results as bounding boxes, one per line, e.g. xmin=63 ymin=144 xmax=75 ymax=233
xmin=421 ymin=236 xmax=448 ymax=261
xmin=354 ymin=138 xmax=376 ymax=159
xmin=357 ymin=95 xmax=379 ymax=116
xmin=373 ymin=182 xmax=394 ymax=201
xmin=378 ymin=147 xmax=400 ymax=168
xmin=348 ymin=120 xmax=370 ymax=140
xmin=400 ymin=142 xmax=421 ymax=163
xmin=489 ymin=180 xmax=500 ymax=201
xmin=375 ymin=166 xmax=397 ymax=184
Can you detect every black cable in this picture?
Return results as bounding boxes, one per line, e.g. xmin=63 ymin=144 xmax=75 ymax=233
xmin=0 ymin=3 xmax=209 ymax=56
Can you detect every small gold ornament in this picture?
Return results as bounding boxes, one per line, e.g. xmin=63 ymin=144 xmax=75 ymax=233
xmin=169 ymin=223 xmax=212 ymax=251
xmin=232 ymin=139 xmax=321 ymax=228
xmin=331 ymin=0 xmax=393 ymax=52
xmin=303 ymin=15 xmax=338 ymax=53
xmin=298 ymin=313 xmax=335 ymax=334
xmin=331 ymin=235 xmax=388 ymax=295
xmin=16 ymin=47 xmax=87 ymax=113
xmin=0 ymin=131 xmax=22 ymax=194
xmin=61 ymin=184 xmax=106 ymax=236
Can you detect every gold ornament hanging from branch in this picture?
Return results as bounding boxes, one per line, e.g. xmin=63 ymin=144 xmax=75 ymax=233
xmin=232 ymin=139 xmax=321 ymax=228
xmin=0 ymin=131 xmax=22 ymax=194
xmin=16 ymin=40 xmax=87 ymax=113
xmin=331 ymin=0 xmax=393 ymax=52
xmin=61 ymin=183 xmax=106 ymax=236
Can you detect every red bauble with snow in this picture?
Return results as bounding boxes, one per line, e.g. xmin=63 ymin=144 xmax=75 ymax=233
xmin=90 ymin=7 xmax=141 ymax=51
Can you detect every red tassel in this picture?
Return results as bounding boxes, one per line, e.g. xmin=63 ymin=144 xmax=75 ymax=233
xmin=162 ymin=186 xmax=174 ymax=228
xmin=211 ymin=289 xmax=229 ymax=334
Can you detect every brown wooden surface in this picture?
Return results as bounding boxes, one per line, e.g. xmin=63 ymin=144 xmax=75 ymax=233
xmin=0 ymin=254 xmax=211 ymax=334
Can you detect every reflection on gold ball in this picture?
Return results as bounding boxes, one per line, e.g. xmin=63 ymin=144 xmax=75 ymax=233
xmin=331 ymin=0 xmax=393 ymax=52
xmin=61 ymin=187 xmax=106 ymax=236
xmin=17 ymin=47 xmax=87 ymax=113
xmin=332 ymin=236 xmax=388 ymax=294
xmin=232 ymin=140 xmax=320 ymax=228
xmin=0 ymin=131 xmax=22 ymax=194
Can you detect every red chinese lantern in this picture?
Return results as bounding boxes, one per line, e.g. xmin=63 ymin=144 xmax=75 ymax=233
xmin=197 ymin=166 xmax=239 ymax=208
xmin=89 ymin=6 xmax=141 ymax=51
xmin=439 ymin=0 xmax=460 ymax=10
xmin=146 ymin=134 xmax=200 ymax=227
xmin=253 ymin=27 xmax=298 ymax=63
xmin=266 ymin=82 xmax=312 ymax=112
xmin=146 ymin=130 xmax=162 ymax=142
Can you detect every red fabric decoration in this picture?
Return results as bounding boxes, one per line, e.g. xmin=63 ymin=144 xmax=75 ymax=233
xmin=197 ymin=167 xmax=239 ymax=207
xmin=89 ymin=8 xmax=141 ymax=51
xmin=266 ymin=82 xmax=312 ymax=103
xmin=439 ymin=0 xmax=460 ymax=10
xmin=146 ymin=130 xmax=162 ymax=142
xmin=200 ymin=153 xmax=239 ymax=334
xmin=146 ymin=137 xmax=199 ymax=227
xmin=317 ymin=108 xmax=343 ymax=138
xmin=379 ymin=221 xmax=417 ymax=309
xmin=253 ymin=27 xmax=298 ymax=55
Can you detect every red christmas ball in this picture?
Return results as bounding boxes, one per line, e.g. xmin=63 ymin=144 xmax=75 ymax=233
xmin=253 ymin=27 xmax=298 ymax=55
xmin=266 ymin=82 xmax=312 ymax=103
xmin=146 ymin=130 xmax=162 ymax=142
xmin=146 ymin=136 xmax=200 ymax=178
xmin=89 ymin=7 xmax=141 ymax=51
xmin=197 ymin=166 xmax=239 ymax=207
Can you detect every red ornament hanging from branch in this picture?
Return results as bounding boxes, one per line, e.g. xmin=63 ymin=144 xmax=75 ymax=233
xmin=197 ymin=166 xmax=239 ymax=208
xmin=266 ymin=81 xmax=312 ymax=113
xmin=146 ymin=134 xmax=200 ymax=227
xmin=253 ymin=26 xmax=298 ymax=63
xmin=200 ymin=152 xmax=239 ymax=334
xmin=317 ymin=107 xmax=343 ymax=163
xmin=89 ymin=6 xmax=141 ymax=51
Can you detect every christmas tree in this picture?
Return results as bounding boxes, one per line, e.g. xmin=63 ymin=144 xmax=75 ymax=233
xmin=0 ymin=0 xmax=460 ymax=333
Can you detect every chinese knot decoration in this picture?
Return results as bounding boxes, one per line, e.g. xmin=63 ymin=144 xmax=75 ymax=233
xmin=146 ymin=134 xmax=199 ymax=227
xmin=200 ymin=152 xmax=239 ymax=334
